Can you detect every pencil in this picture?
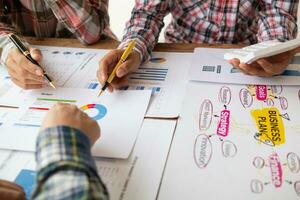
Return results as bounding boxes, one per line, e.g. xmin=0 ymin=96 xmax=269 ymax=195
xmin=98 ymin=40 xmax=136 ymax=97
xmin=7 ymin=33 xmax=56 ymax=89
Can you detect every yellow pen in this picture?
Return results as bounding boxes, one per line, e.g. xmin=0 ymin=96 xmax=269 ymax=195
xmin=98 ymin=40 xmax=136 ymax=97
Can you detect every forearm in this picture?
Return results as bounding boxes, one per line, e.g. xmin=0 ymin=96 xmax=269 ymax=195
xmin=44 ymin=0 xmax=110 ymax=44
xmin=119 ymin=0 xmax=170 ymax=63
xmin=257 ymin=0 xmax=298 ymax=42
xmin=32 ymin=126 xmax=108 ymax=200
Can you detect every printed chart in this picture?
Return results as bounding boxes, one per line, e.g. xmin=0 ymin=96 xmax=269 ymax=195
xmin=189 ymin=48 xmax=300 ymax=85
xmin=0 ymin=88 xmax=151 ymax=159
xmin=80 ymin=104 xmax=107 ymax=121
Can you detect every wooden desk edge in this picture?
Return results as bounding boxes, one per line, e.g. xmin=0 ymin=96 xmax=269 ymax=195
xmin=26 ymin=37 xmax=244 ymax=52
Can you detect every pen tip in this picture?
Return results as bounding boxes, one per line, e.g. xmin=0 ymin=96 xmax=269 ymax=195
xmin=50 ymin=82 xmax=56 ymax=89
xmin=98 ymin=90 xmax=104 ymax=97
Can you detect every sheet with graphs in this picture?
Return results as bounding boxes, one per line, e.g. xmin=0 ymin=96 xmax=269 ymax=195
xmin=189 ymin=48 xmax=300 ymax=85
xmin=0 ymin=119 xmax=176 ymax=200
xmin=64 ymin=49 xmax=191 ymax=118
xmin=0 ymin=46 xmax=191 ymax=118
xmin=0 ymin=87 xmax=151 ymax=159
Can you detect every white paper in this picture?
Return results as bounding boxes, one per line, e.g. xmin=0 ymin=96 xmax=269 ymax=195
xmin=65 ymin=50 xmax=191 ymax=118
xmin=0 ymin=150 xmax=35 ymax=182
xmin=0 ymin=46 xmax=190 ymax=118
xmin=95 ymin=119 xmax=176 ymax=200
xmin=189 ymin=48 xmax=300 ymax=85
xmin=0 ymin=88 xmax=151 ymax=159
xmin=0 ymin=119 xmax=176 ymax=200
xmin=159 ymin=82 xmax=300 ymax=200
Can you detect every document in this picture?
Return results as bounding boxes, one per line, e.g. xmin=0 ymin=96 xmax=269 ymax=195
xmin=0 ymin=119 xmax=176 ymax=200
xmin=1 ymin=46 xmax=190 ymax=118
xmin=65 ymin=51 xmax=191 ymax=118
xmin=96 ymin=119 xmax=176 ymax=200
xmin=189 ymin=48 xmax=300 ymax=85
xmin=0 ymin=65 xmax=25 ymax=107
xmin=0 ymin=88 xmax=151 ymax=158
xmin=159 ymin=82 xmax=300 ymax=200
xmin=0 ymin=150 xmax=35 ymax=182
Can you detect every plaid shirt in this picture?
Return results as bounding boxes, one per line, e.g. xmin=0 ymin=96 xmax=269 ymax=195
xmin=0 ymin=0 xmax=115 ymax=63
xmin=32 ymin=126 xmax=109 ymax=200
xmin=119 ymin=0 xmax=298 ymax=62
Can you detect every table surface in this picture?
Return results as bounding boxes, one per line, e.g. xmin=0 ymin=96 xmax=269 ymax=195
xmin=26 ymin=37 xmax=243 ymax=52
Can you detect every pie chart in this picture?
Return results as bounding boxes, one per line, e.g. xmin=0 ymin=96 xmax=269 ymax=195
xmin=80 ymin=104 xmax=107 ymax=120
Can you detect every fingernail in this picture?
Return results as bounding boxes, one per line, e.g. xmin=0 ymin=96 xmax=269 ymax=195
xmin=117 ymin=68 xmax=126 ymax=77
xmin=44 ymin=80 xmax=49 ymax=84
xmin=36 ymin=70 xmax=43 ymax=76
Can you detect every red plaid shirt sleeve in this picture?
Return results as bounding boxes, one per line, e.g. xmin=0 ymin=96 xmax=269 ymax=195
xmin=45 ymin=0 xmax=111 ymax=44
xmin=257 ymin=0 xmax=298 ymax=42
xmin=119 ymin=0 xmax=298 ymax=63
xmin=119 ymin=1 xmax=170 ymax=63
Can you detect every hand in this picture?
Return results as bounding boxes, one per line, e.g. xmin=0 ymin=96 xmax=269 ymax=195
xmin=97 ymin=49 xmax=141 ymax=92
xmin=6 ymin=47 xmax=46 ymax=89
xmin=40 ymin=103 xmax=100 ymax=146
xmin=229 ymin=47 xmax=300 ymax=77
xmin=0 ymin=179 xmax=26 ymax=200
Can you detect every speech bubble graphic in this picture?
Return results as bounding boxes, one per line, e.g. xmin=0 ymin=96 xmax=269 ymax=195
xmin=194 ymin=134 xmax=213 ymax=169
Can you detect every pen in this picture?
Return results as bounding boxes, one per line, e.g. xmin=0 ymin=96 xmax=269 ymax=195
xmin=7 ymin=33 xmax=56 ymax=89
xmin=98 ymin=40 xmax=136 ymax=97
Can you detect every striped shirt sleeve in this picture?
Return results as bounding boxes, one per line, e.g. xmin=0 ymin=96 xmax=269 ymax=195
xmin=32 ymin=126 xmax=109 ymax=200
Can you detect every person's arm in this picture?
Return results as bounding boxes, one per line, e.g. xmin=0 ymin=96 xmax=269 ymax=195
xmin=44 ymin=0 xmax=111 ymax=45
xmin=32 ymin=103 xmax=109 ymax=200
xmin=0 ymin=7 xmax=45 ymax=89
xmin=229 ymin=1 xmax=299 ymax=77
xmin=119 ymin=0 xmax=171 ymax=63
xmin=0 ymin=13 xmax=26 ymax=65
xmin=257 ymin=0 xmax=298 ymax=42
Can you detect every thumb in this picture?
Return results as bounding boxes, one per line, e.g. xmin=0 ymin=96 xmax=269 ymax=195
xmin=116 ymin=62 xmax=130 ymax=78
xmin=30 ymin=48 xmax=43 ymax=61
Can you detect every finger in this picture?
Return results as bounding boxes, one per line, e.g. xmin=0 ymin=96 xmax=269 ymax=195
xmin=99 ymin=50 xmax=122 ymax=83
xmin=239 ymin=62 xmax=270 ymax=76
xmin=229 ymin=58 xmax=240 ymax=67
xmin=11 ymin=78 xmax=44 ymax=89
xmin=107 ymin=85 xmax=114 ymax=93
xmin=7 ymin=60 xmax=42 ymax=84
xmin=116 ymin=56 xmax=138 ymax=78
xmin=12 ymin=64 xmax=45 ymax=83
xmin=30 ymin=48 xmax=43 ymax=61
xmin=256 ymin=59 xmax=278 ymax=75
xmin=97 ymin=69 xmax=105 ymax=86
xmin=11 ymin=48 xmax=43 ymax=76
xmin=110 ymin=76 xmax=129 ymax=89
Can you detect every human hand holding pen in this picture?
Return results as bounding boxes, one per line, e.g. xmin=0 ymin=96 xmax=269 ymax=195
xmin=97 ymin=48 xmax=141 ymax=92
xmin=6 ymin=47 xmax=47 ymax=89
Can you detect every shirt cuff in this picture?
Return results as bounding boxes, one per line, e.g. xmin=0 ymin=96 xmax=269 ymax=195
xmin=119 ymin=37 xmax=150 ymax=64
xmin=36 ymin=126 xmax=98 ymax=179
xmin=0 ymin=34 xmax=30 ymax=66
xmin=0 ymin=36 xmax=15 ymax=65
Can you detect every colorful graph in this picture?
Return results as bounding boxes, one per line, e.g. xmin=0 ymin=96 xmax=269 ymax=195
xmin=149 ymin=57 xmax=166 ymax=64
xmin=81 ymin=104 xmax=107 ymax=120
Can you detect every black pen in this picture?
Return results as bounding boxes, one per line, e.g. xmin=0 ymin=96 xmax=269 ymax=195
xmin=7 ymin=33 xmax=56 ymax=89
